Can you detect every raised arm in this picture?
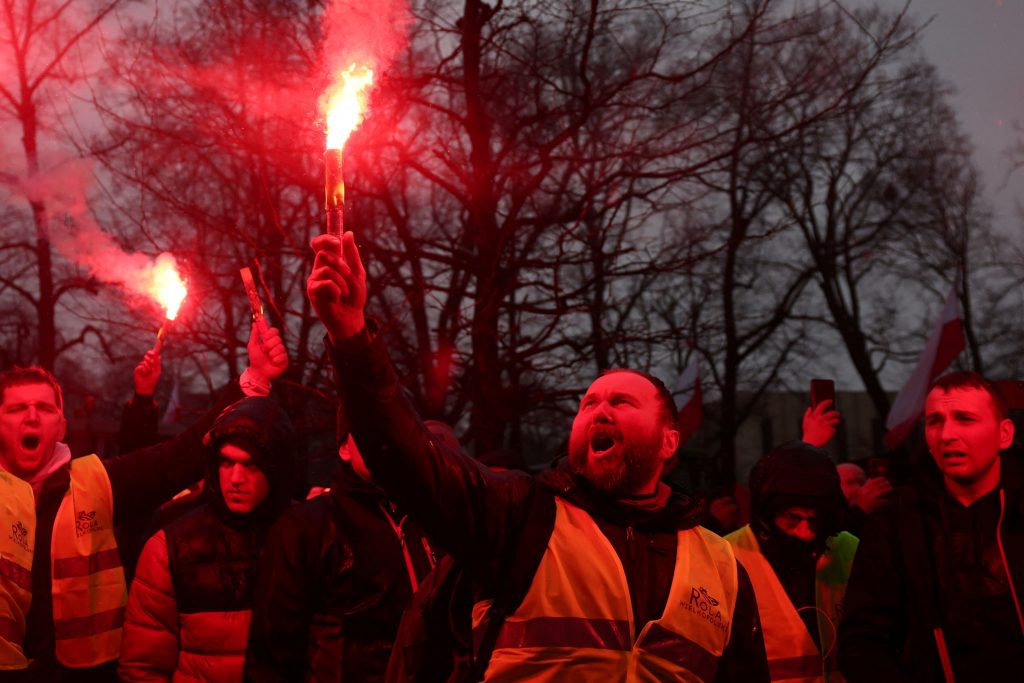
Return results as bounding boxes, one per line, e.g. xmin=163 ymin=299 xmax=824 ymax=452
xmin=307 ymin=233 xmax=540 ymax=577
xmin=106 ymin=324 xmax=288 ymax=525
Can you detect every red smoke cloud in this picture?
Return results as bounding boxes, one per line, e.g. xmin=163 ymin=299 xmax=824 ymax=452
xmin=320 ymin=0 xmax=411 ymax=76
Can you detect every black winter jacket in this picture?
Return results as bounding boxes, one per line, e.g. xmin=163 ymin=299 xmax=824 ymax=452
xmin=837 ymin=455 xmax=1024 ymax=682
xmin=243 ymin=467 xmax=437 ymax=682
xmin=329 ymin=328 xmax=769 ymax=682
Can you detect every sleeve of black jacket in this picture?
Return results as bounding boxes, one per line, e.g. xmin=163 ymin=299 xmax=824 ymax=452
xmin=715 ymin=563 xmax=770 ymax=682
xmin=836 ymin=507 xmax=910 ymax=682
xmin=244 ymin=501 xmax=323 ymax=682
xmin=105 ymin=382 xmax=243 ymax=527
xmin=328 ymin=327 xmax=539 ymax=581
xmin=118 ymin=392 xmax=161 ymax=453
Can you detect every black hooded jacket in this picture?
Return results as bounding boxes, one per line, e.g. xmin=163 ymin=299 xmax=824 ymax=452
xmin=328 ymin=327 xmax=769 ymax=682
xmin=837 ymin=454 xmax=1024 ymax=682
xmin=163 ymin=396 xmax=296 ymax=617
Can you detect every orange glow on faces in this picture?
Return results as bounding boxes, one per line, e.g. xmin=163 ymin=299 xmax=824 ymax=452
xmin=147 ymin=254 xmax=188 ymax=320
xmin=323 ymin=64 xmax=375 ymax=150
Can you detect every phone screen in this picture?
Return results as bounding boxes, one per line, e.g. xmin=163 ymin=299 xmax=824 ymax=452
xmin=810 ymin=379 xmax=835 ymax=407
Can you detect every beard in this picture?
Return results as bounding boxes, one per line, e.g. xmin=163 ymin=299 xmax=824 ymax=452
xmin=569 ymin=427 xmax=664 ymax=498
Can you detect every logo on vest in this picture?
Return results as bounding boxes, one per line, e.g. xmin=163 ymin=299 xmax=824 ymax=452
xmin=10 ymin=521 xmax=30 ymax=551
xmin=75 ymin=510 xmax=101 ymax=537
xmin=683 ymin=586 xmax=729 ymax=632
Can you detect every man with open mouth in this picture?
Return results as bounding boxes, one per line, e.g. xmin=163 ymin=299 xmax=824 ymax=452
xmin=839 ymin=371 xmax=1024 ymax=682
xmin=0 ymin=324 xmax=288 ymax=681
xmin=307 ymin=232 xmax=770 ymax=682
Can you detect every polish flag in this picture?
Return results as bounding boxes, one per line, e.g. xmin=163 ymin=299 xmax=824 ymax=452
xmin=672 ymin=358 xmax=704 ymax=445
xmin=884 ymin=285 xmax=965 ymax=449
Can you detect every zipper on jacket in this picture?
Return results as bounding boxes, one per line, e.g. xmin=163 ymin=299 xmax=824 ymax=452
xmin=996 ymin=489 xmax=1024 ymax=637
xmin=379 ymin=502 xmax=421 ymax=594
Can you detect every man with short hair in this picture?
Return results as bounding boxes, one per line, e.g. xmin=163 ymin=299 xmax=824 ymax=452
xmin=243 ymin=424 xmax=439 ymax=682
xmin=0 ymin=326 xmax=287 ymax=681
xmin=119 ymin=396 xmax=297 ymax=682
xmin=838 ymin=371 xmax=1024 ymax=682
xmin=306 ymin=232 xmax=769 ymax=681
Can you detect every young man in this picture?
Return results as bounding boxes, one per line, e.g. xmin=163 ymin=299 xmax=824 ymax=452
xmin=119 ymin=396 xmax=297 ymax=682
xmin=243 ymin=425 xmax=438 ymax=682
xmin=0 ymin=326 xmax=287 ymax=681
xmin=838 ymin=371 xmax=1024 ymax=682
xmin=305 ymin=232 xmax=769 ymax=681
xmin=727 ymin=442 xmax=857 ymax=683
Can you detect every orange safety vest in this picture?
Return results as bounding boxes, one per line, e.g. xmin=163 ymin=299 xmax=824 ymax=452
xmin=0 ymin=455 xmax=127 ymax=670
xmin=0 ymin=470 xmax=35 ymax=670
xmin=726 ymin=525 xmax=858 ymax=683
xmin=473 ymin=497 xmax=739 ymax=682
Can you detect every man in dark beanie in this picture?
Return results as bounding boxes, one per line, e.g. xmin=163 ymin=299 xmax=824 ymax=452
xmin=727 ymin=441 xmax=858 ymax=682
xmin=119 ymin=397 xmax=298 ymax=682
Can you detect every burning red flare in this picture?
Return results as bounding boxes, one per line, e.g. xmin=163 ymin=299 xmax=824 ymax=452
xmin=323 ymin=64 xmax=375 ymax=150
xmin=146 ymin=254 xmax=188 ymax=321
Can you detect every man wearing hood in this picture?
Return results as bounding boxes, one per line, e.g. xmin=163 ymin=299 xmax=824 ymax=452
xmin=119 ymin=396 xmax=297 ymax=682
xmin=838 ymin=372 xmax=1024 ymax=682
xmin=242 ymin=417 xmax=440 ymax=682
xmin=726 ymin=442 xmax=858 ymax=682
xmin=0 ymin=326 xmax=287 ymax=682
xmin=305 ymin=232 xmax=768 ymax=681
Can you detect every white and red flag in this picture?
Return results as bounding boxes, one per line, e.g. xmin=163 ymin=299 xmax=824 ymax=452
xmin=672 ymin=357 xmax=704 ymax=446
xmin=884 ymin=284 xmax=966 ymax=449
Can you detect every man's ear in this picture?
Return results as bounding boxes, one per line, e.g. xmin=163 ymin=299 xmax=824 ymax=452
xmin=999 ymin=418 xmax=1015 ymax=451
xmin=661 ymin=428 xmax=680 ymax=462
xmin=57 ymin=415 xmax=67 ymax=443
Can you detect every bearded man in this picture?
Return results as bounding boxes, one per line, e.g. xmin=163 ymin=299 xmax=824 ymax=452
xmin=306 ymin=232 xmax=769 ymax=682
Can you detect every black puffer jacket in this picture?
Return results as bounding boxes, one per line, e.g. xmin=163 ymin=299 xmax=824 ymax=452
xmin=119 ymin=396 xmax=295 ymax=682
xmin=244 ymin=465 xmax=437 ymax=682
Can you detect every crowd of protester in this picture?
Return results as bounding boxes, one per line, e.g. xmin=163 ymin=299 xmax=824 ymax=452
xmin=0 ymin=230 xmax=1021 ymax=682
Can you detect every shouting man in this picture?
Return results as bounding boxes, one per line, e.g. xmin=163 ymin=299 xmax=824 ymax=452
xmin=306 ymin=232 xmax=768 ymax=682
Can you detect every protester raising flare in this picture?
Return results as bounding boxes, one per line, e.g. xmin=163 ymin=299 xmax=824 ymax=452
xmin=727 ymin=442 xmax=858 ymax=682
xmin=118 ymin=396 xmax=297 ymax=682
xmin=242 ymin=414 xmax=439 ymax=681
xmin=0 ymin=325 xmax=287 ymax=681
xmin=838 ymin=372 xmax=1024 ymax=682
xmin=306 ymin=232 xmax=769 ymax=682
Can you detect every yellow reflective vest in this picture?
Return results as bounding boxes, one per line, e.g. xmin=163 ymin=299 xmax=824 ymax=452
xmin=473 ymin=497 xmax=740 ymax=682
xmin=726 ymin=525 xmax=858 ymax=683
xmin=0 ymin=455 xmax=127 ymax=670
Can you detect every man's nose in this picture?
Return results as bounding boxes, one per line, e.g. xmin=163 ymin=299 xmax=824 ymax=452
xmin=593 ymin=401 xmax=613 ymax=421
xmin=228 ymin=465 xmax=246 ymax=484
xmin=793 ymin=522 xmax=816 ymax=542
xmin=25 ymin=405 xmax=40 ymax=422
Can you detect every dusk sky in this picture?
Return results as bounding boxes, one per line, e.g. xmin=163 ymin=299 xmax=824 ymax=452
xmin=869 ymin=0 xmax=1024 ymax=233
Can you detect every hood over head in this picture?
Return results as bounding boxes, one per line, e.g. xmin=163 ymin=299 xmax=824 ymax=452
xmin=203 ymin=396 xmax=297 ymax=526
xmin=749 ymin=441 xmax=845 ymax=547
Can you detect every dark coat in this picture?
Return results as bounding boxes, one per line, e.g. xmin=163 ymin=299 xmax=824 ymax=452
xmin=329 ymin=328 xmax=770 ymax=682
xmin=837 ymin=455 xmax=1024 ymax=682
xmin=243 ymin=467 xmax=437 ymax=682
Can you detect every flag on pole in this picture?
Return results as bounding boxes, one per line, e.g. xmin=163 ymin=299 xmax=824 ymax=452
xmin=884 ymin=284 xmax=965 ymax=449
xmin=672 ymin=357 xmax=704 ymax=446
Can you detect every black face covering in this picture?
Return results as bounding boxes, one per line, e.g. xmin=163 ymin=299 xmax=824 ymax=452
xmin=757 ymin=521 xmax=826 ymax=571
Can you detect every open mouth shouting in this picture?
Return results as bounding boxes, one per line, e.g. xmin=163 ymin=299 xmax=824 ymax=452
xmin=21 ymin=434 xmax=41 ymax=453
xmin=590 ymin=430 xmax=621 ymax=459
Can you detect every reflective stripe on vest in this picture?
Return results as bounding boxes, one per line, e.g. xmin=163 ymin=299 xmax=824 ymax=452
xmin=726 ymin=525 xmax=858 ymax=683
xmin=0 ymin=470 xmax=35 ymax=670
xmin=474 ymin=498 xmax=739 ymax=682
xmin=50 ymin=455 xmax=127 ymax=668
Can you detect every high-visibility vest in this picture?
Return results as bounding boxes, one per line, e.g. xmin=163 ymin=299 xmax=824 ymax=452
xmin=0 ymin=455 xmax=127 ymax=670
xmin=0 ymin=470 xmax=35 ymax=670
xmin=473 ymin=497 xmax=739 ymax=682
xmin=727 ymin=525 xmax=858 ymax=683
